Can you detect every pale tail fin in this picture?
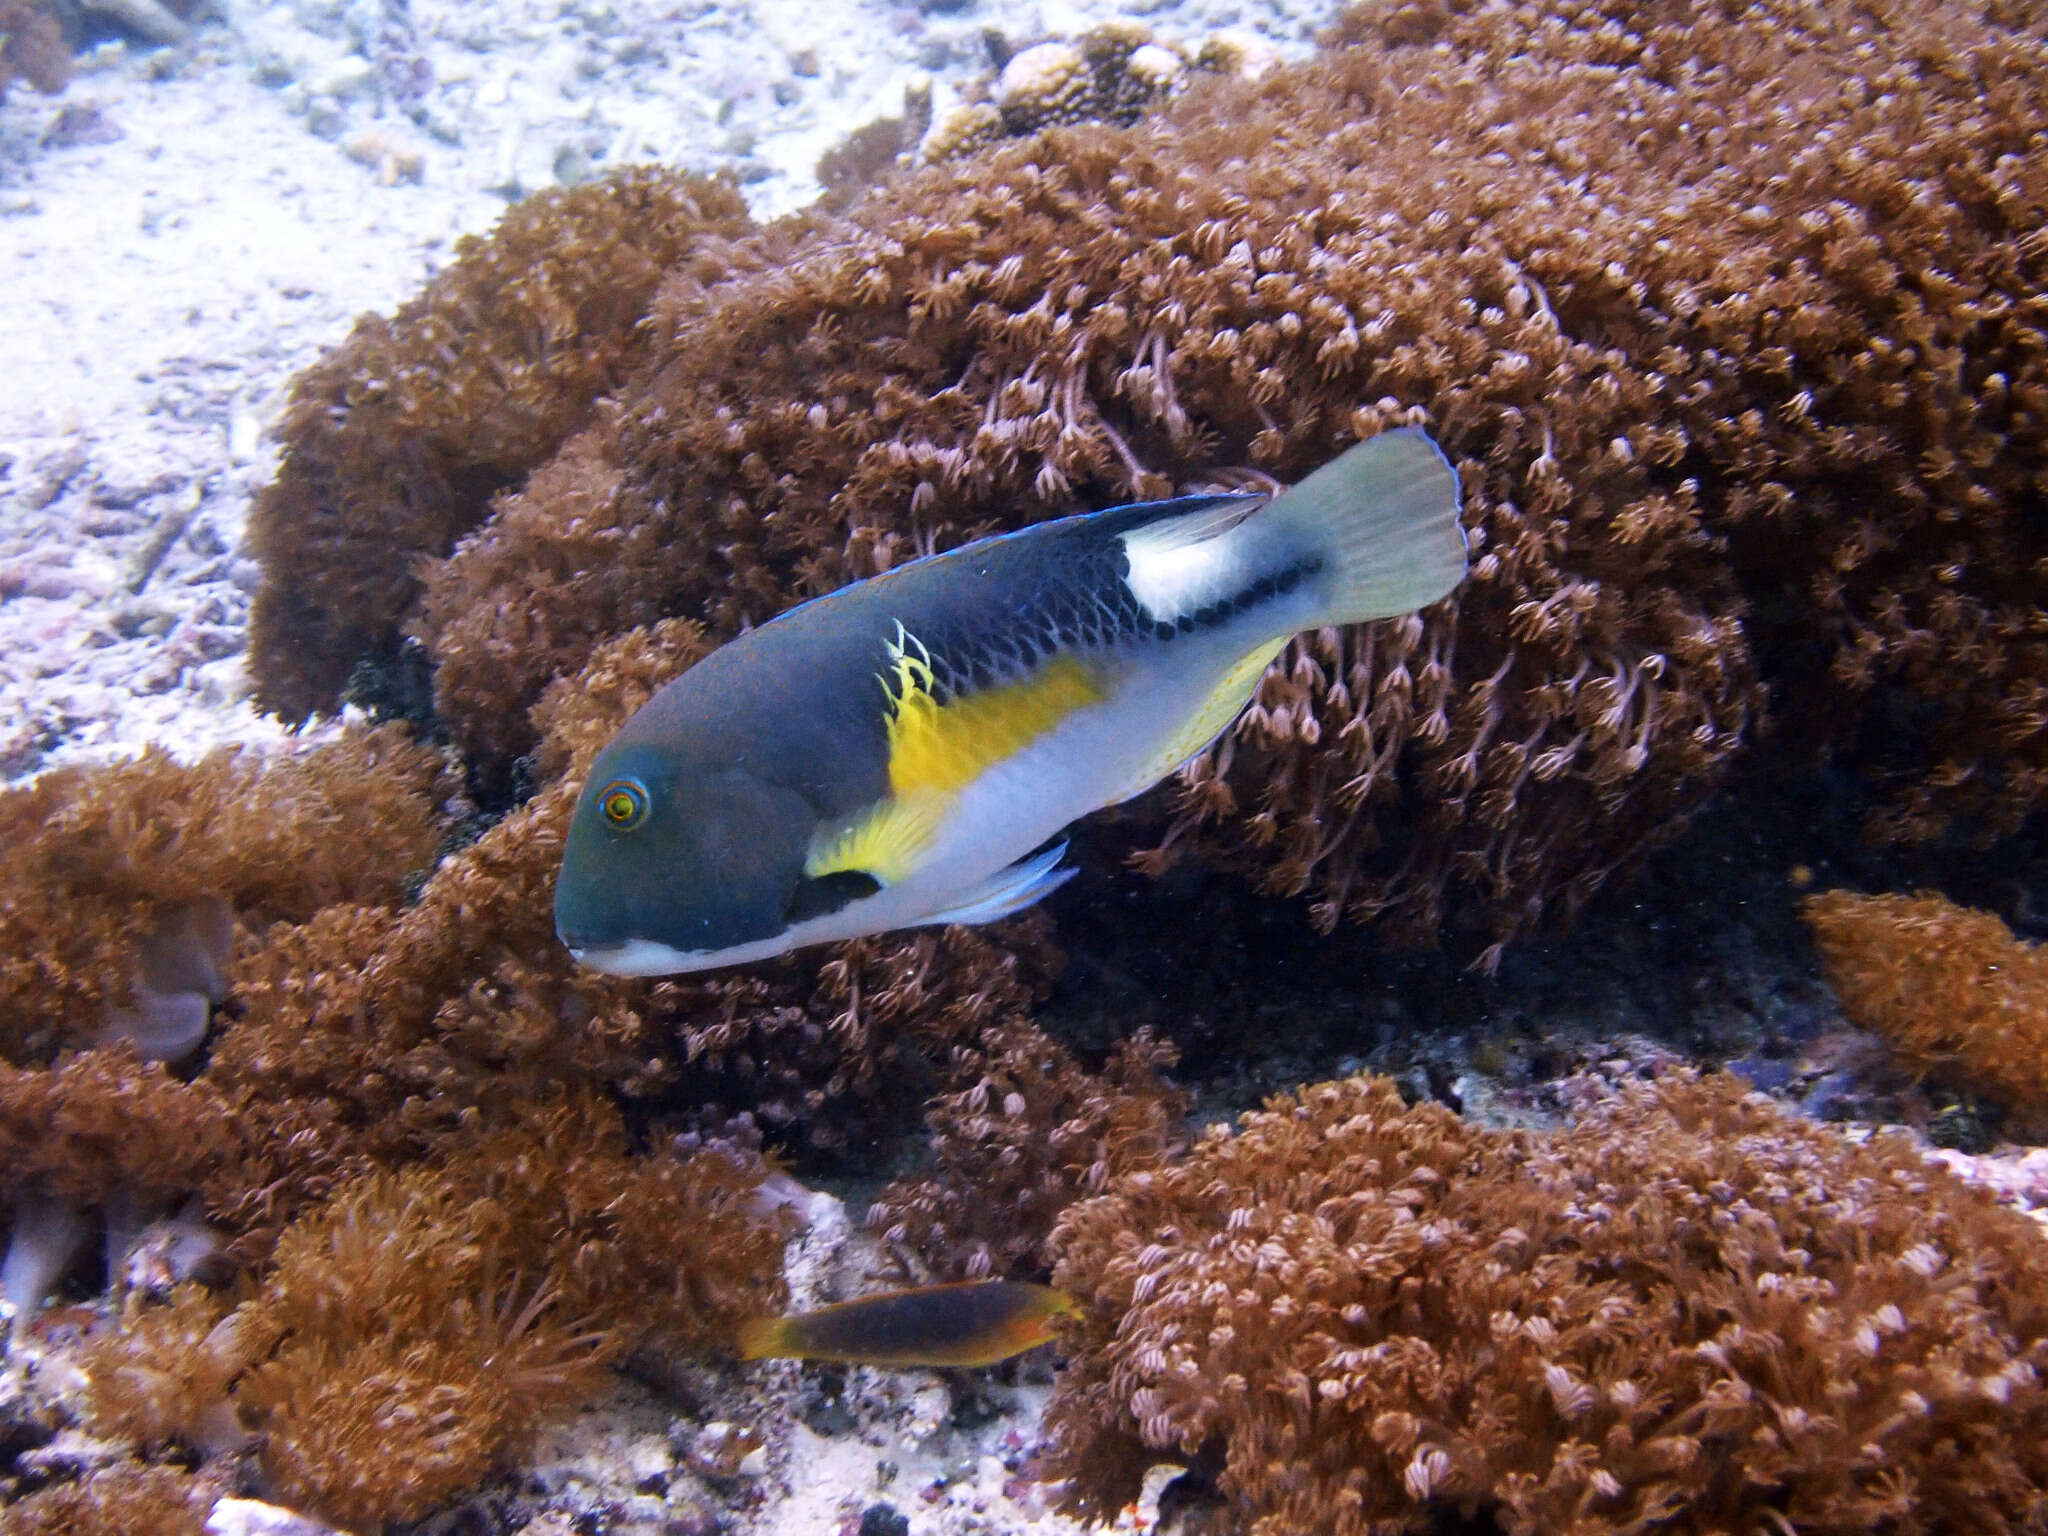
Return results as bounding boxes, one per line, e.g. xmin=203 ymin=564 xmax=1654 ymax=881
xmin=1264 ymin=427 xmax=1467 ymax=625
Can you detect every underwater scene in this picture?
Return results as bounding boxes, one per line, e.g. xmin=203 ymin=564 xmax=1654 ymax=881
xmin=2 ymin=0 xmax=2045 ymax=1530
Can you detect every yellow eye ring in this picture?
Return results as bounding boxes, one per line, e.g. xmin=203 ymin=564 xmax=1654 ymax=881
xmin=597 ymin=778 xmax=650 ymax=830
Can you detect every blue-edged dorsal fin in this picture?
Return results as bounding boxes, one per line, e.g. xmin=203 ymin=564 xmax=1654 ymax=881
xmin=917 ymin=841 xmax=1074 ymax=927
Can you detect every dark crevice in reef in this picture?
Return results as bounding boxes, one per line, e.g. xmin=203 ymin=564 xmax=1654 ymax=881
xmin=341 ymin=639 xmax=445 ymax=747
xmin=1035 ymin=756 xmax=2046 ymax=1137
xmin=343 ymin=639 xmax=547 ymax=878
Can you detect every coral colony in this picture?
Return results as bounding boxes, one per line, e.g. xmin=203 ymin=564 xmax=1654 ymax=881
xmin=1806 ymin=891 xmax=2048 ymax=1124
xmin=3 ymin=0 xmax=2046 ymax=1532
xmin=251 ymin=0 xmax=2043 ymax=963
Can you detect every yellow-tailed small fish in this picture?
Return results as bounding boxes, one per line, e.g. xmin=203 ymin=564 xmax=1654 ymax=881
xmin=736 ymin=1279 xmax=1078 ymax=1368
xmin=556 ymin=428 xmax=1467 ymax=976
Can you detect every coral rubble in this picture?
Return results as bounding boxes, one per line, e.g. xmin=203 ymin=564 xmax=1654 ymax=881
xmin=1046 ymin=1071 xmax=2048 ymax=1535
xmin=915 ymin=20 xmax=1277 ymax=168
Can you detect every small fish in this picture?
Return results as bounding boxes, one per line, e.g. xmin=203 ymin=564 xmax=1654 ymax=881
xmin=557 ymin=428 xmax=1467 ymax=976
xmin=736 ymin=1279 xmax=1078 ymax=1368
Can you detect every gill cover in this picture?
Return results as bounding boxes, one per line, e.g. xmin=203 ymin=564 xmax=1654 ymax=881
xmin=554 ymin=739 xmax=820 ymax=961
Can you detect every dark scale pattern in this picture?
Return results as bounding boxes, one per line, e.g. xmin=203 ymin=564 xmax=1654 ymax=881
xmin=905 ymin=491 xmax=1315 ymax=704
xmin=920 ymin=551 xmax=1324 ymax=700
xmin=1151 ymin=558 xmax=1323 ymax=643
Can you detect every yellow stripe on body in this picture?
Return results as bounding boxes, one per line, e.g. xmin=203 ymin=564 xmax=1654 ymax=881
xmin=805 ymin=625 xmax=1107 ymax=886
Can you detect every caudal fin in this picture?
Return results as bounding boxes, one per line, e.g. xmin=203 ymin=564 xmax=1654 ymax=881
xmin=1265 ymin=427 xmax=1467 ymax=625
xmin=735 ymin=1315 xmax=792 ymax=1360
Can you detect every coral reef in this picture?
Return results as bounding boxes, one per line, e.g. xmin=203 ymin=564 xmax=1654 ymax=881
xmin=13 ymin=0 xmax=2048 ymax=1525
xmin=870 ymin=1019 xmax=1187 ymax=1281
xmin=982 ymin=23 xmax=1183 ymax=138
xmin=0 ymin=725 xmax=448 ymax=1063
xmin=0 ymin=1 xmax=66 ymax=102
xmin=204 ymin=621 xmax=1058 ymax=1264
xmin=82 ymin=1093 xmax=794 ymax=1529
xmin=817 ymin=113 xmax=915 ymax=205
xmin=2 ymin=616 xmax=1050 ymax=1521
xmin=0 ymin=1460 xmax=209 ymax=1536
xmin=0 ymin=728 xmax=449 ymax=1308
xmin=247 ymin=169 xmax=753 ymax=723
xmin=1045 ymin=1070 xmax=2048 ymax=1535
xmin=815 ymin=80 xmax=930 ymax=211
xmin=0 ymin=1046 xmax=233 ymax=1226
xmin=250 ymin=0 xmax=2047 ymax=957
xmin=1805 ymin=888 xmax=2048 ymax=1117
xmin=916 ymin=21 xmax=1276 ymax=166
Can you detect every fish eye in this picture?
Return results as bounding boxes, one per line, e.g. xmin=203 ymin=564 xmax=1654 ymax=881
xmin=596 ymin=777 xmax=650 ymax=831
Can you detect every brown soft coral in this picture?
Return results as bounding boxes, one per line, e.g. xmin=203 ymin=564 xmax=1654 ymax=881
xmin=210 ymin=800 xmax=1056 ymax=1254
xmin=0 ymin=1 xmax=66 ymax=102
xmin=0 ymin=725 xmax=448 ymax=1064
xmin=247 ymin=169 xmax=754 ymax=722
xmin=0 ymin=732 xmax=445 ymax=1310
xmin=0 ymin=1045 xmax=234 ymax=1213
xmin=0 ymin=1461 xmax=209 ymax=1536
xmin=183 ymin=634 xmax=672 ymax=1252
xmin=869 ymin=1018 xmax=1187 ymax=1280
xmin=1804 ymin=888 xmax=2048 ymax=1117
xmin=340 ymin=0 xmax=2040 ymax=958
xmin=84 ymin=1093 xmax=794 ymax=1530
xmin=1045 ymin=1071 xmax=2048 ymax=1534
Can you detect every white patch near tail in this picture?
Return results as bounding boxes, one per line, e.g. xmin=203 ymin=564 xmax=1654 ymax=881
xmin=1118 ymin=496 xmax=1265 ymax=625
xmin=1122 ymin=429 xmax=1466 ymax=635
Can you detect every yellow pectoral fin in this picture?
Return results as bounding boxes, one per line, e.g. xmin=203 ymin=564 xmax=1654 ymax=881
xmin=805 ymin=789 xmax=949 ymax=888
xmin=1117 ymin=637 xmax=1288 ymax=798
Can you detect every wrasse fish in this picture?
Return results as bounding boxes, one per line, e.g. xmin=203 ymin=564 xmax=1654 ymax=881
xmin=557 ymin=428 xmax=1467 ymax=976
xmin=736 ymin=1279 xmax=1078 ymax=1368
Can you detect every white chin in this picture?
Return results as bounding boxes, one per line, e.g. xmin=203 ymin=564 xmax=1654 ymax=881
xmin=569 ymin=938 xmax=710 ymax=976
xmin=569 ymin=927 xmax=821 ymax=976
xmin=566 ymin=887 xmax=938 ymax=977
